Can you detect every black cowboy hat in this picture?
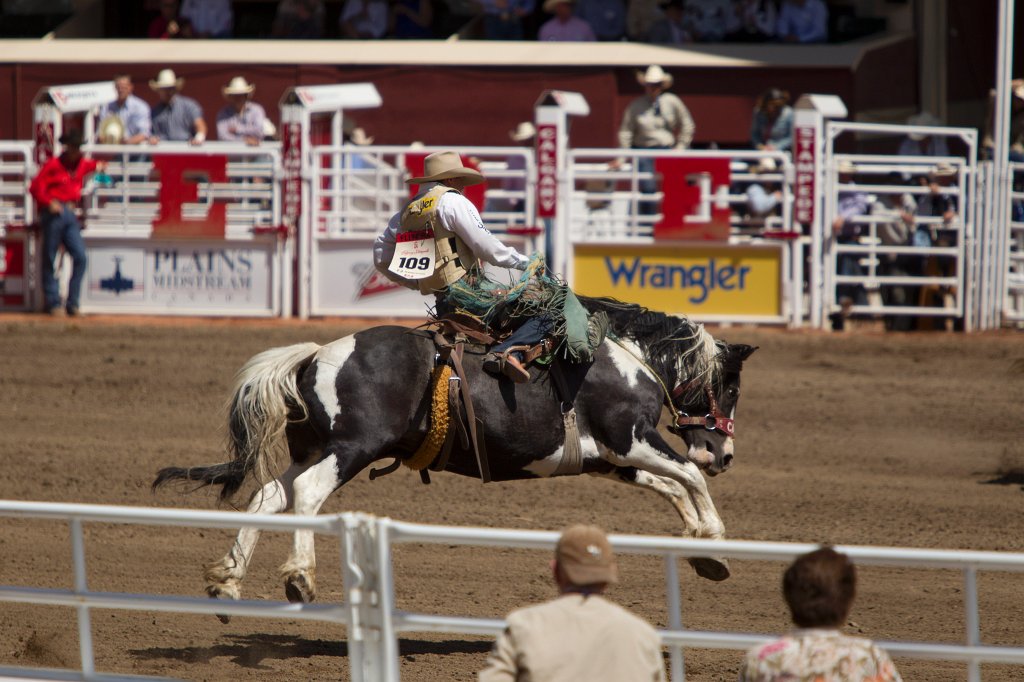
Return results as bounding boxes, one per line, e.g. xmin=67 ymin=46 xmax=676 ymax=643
xmin=59 ymin=129 xmax=85 ymax=147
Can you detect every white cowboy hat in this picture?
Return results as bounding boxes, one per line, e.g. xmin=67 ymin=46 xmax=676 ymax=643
xmin=349 ymin=127 xmax=374 ymax=145
xmin=1013 ymin=80 xmax=1024 ymax=101
xmin=754 ymin=157 xmax=777 ymax=173
xmin=222 ymin=76 xmax=255 ymax=96
xmin=837 ymin=160 xmax=856 ymax=174
xmin=149 ymin=68 xmax=184 ymax=91
xmin=637 ymin=65 xmax=673 ymax=88
xmin=931 ymin=161 xmax=957 ymax=177
xmin=508 ymin=121 xmax=536 ymax=142
xmin=406 ymin=150 xmax=484 ymax=186
xmin=906 ymin=111 xmax=940 ymax=141
xmin=542 ymin=0 xmax=572 ymax=12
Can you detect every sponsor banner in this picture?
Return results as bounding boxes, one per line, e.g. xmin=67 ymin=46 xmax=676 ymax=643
xmin=536 ymin=123 xmax=557 ymax=218
xmin=47 ymin=81 xmax=116 ymax=112
xmin=793 ymin=124 xmax=816 ymax=225
xmin=314 ymin=237 xmax=530 ymax=316
xmin=82 ymin=241 xmax=275 ymax=312
xmin=573 ymin=243 xmax=782 ymax=317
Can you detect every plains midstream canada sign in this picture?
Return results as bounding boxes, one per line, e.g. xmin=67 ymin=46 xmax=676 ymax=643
xmin=81 ymin=242 xmax=276 ymax=314
xmin=573 ymin=243 xmax=782 ymax=318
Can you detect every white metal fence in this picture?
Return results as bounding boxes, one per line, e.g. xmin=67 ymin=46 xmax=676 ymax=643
xmin=1004 ymin=160 xmax=1024 ymax=323
xmin=822 ymin=121 xmax=979 ymax=330
xmin=3 ymin=501 xmax=1024 ymax=682
xmin=0 ymin=142 xmax=35 ymax=311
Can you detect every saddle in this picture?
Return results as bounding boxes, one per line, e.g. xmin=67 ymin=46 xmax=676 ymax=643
xmin=369 ymin=312 xmax=585 ymax=484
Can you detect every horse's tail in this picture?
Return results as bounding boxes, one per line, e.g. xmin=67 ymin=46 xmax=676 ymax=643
xmin=153 ymin=342 xmax=322 ymax=501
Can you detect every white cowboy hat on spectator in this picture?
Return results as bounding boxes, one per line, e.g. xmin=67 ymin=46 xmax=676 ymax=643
xmin=149 ymin=69 xmax=184 ymax=91
xmin=837 ymin=160 xmax=856 ymax=174
xmin=755 ymin=157 xmax=777 ymax=173
xmin=931 ymin=161 xmax=956 ymax=177
xmin=222 ymin=76 xmax=255 ymax=96
xmin=637 ymin=65 xmax=673 ymax=88
xmin=406 ymin=150 xmax=484 ymax=186
xmin=349 ymin=127 xmax=374 ymax=145
xmin=906 ymin=111 xmax=941 ymax=141
xmin=508 ymin=121 xmax=536 ymax=142
xmin=542 ymin=0 xmax=573 ymax=11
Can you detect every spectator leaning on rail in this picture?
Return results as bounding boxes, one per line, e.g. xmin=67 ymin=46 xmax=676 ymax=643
xmin=776 ymin=0 xmax=827 ymax=43
xmin=372 ymin=150 xmax=537 ymax=383
xmin=615 ymin=65 xmax=695 ymax=213
xmin=537 ymin=0 xmax=596 ymax=41
xmin=750 ymin=88 xmax=794 ymax=153
xmin=29 ymin=130 xmax=107 ymax=317
xmin=97 ymin=74 xmax=151 ymax=145
xmin=739 ymin=547 xmax=902 ymax=682
xmin=479 ymin=524 xmax=666 ymax=682
xmin=216 ymin=77 xmax=267 ymax=146
xmin=148 ymin=69 xmax=207 ymax=146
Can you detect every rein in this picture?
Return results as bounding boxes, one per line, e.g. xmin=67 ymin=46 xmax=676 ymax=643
xmin=611 ymin=339 xmax=735 ymax=439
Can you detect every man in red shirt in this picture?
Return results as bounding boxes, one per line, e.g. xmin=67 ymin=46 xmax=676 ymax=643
xmin=29 ymin=130 xmax=105 ymax=315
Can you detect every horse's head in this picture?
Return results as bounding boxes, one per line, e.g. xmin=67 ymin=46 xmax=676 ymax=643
xmin=668 ymin=342 xmax=757 ymax=476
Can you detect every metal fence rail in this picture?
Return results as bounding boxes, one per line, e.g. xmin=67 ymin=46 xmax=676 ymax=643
xmin=2 ymin=501 xmax=1024 ymax=682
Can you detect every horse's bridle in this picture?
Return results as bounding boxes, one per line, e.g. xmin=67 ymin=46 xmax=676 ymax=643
xmin=669 ymin=382 xmax=736 ymax=438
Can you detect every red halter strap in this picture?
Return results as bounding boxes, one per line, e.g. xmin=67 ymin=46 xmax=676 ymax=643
xmin=669 ymin=382 xmax=736 ymax=438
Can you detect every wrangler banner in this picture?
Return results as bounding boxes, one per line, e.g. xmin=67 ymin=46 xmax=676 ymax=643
xmin=572 ymin=243 xmax=782 ymax=318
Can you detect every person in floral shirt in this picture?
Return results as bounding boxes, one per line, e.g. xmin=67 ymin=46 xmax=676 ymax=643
xmin=739 ymin=547 xmax=902 ymax=682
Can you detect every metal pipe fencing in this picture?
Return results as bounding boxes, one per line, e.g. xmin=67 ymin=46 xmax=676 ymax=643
xmin=3 ymin=501 xmax=1024 ymax=681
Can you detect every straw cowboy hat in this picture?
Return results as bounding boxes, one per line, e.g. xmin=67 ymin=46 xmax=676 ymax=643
xmin=222 ymin=76 xmax=255 ymax=97
xmin=508 ymin=121 xmax=536 ymax=142
xmin=754 ymin=157 xmax=777 ymax=173
xmin=1013 ymin=79 xmax=1024 ymax=101
xmin=637 ymin=65 xmax=673 ymax=89
xmin=97 ymin=115 xmax=125 ymax=144
xmin=906 ymin=111 xmax=941 ymax=141
xmin=149 ymin=68 xmax=184 ymax=90
xmin=406 ymin=150 xmax=484 ymax=186
xmin=542 ymin=0 xmax=573 ymax=12
xmin=931 ymin=161 xmax=957 ymax=177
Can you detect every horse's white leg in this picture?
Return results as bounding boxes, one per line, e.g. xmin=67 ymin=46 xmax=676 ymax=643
xmin=204 ymin=463 xmax=307 ymax=620
xmin=279 ymin=453 xmax=340 ymax=604
xmin=588 ymin=469 xmax=703 ymax=538
xmin=599 ymin=431 xmax=730 ymax=581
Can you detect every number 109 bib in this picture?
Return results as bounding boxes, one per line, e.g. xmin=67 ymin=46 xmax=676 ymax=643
xmin=389 ymin=228 xmax=436 ymax=280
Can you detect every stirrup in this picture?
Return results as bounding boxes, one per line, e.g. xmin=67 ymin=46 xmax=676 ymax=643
xmin=482 ymin=351 xmax=530 ymax=384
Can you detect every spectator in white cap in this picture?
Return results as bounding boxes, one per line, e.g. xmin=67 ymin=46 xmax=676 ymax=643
xmin=216 ymin=76 xmax=267 ymax=146
xmin=538 ymin=0 xmax=596 ymax=41
xmin=616 ymin=64 xmax=695 ymax=213
xmin=148 ymin=69 xmax=207 ymax=145
xmin=479 ymin=524 xmax=666 ymax=681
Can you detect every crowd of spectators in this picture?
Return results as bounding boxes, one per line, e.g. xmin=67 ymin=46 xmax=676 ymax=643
xmin=139 ymin=0 xmax=839 ymax=43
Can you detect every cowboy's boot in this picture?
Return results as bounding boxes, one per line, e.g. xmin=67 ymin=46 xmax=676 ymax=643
xmin=501 ymin=353 xmax=531 ymax=384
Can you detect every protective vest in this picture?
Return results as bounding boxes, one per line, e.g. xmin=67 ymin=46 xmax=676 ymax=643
xmin=398 ymin=185 xmax=477 ymax=294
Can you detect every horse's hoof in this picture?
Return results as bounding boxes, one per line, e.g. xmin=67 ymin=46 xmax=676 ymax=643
xmin=689 ymin=556 xmax=731 ymax=581
xmin=284 ymin=572 xmax=316 ymax=604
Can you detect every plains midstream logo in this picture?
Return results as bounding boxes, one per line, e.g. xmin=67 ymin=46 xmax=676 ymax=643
xmin=604 ymin=256 xmax=752 ymax=304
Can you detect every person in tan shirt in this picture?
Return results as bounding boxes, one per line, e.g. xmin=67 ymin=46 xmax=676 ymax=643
xmin=479 ymin=524 xmax=667 ymax=682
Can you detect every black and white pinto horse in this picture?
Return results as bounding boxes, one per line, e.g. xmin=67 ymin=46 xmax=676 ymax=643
xmin=153 ymin=299 xmax=755 ymax=610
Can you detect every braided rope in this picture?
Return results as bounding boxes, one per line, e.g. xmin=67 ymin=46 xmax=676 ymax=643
xmin=404 ymin=364 xmax=452 ymax=471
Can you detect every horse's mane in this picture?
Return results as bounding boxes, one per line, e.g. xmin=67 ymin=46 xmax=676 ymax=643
xmin=578 ymin=295 xmax=721 ymax=400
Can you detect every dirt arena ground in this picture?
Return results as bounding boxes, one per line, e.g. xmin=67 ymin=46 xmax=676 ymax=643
xmin=1 ymin=314 xmax=1023 ymax=681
